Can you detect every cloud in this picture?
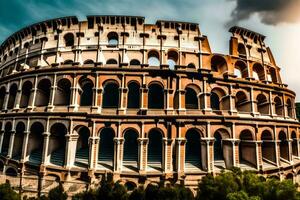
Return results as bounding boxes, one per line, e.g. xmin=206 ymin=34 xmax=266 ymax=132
xmin=228 ymin=0 xmax=300 ymax=26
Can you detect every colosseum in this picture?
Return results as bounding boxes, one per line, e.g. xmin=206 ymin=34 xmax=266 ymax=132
xmin=0 ymin=15 xmax=299 ymax=195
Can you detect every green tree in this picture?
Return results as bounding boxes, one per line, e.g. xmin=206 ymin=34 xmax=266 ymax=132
xmin=48 ymin=183 xmax=67 ymax=200
xmin=129 ymin=187 xmax=145 ymax=200
xmin=0 ymin=181 xmax=20 ymax=200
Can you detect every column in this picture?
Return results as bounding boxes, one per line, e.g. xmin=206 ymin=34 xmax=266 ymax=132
xmin=0 ymin=130 xmax=4 ymax=153
xmin=113 ymin=137 xmax=124 ymax=172
xmin=269 ymin=91 xmax=274 ymax=117
xmin=89 ymin=136 xmax=99 ymax=169
xmin=178 ymin=76 xmax=186 ymax=113
xmin=28 ymin=76 xmax=38 ymax=110
xmin=2 ymin=84 xmax=9 ymax=111
xmin=250 ymin=87 xmax=257 ymax=116
xmin=229 ymin=85 xmax=237 ymax=115
xmin=47 ymin=74 xmax=56 ymax=111
xmin=69 ymin=76 xmax=79 ymax=111
xmin=137 ymin=138 xmax=148 ymax=172
xmin=41 ymin=131 xmax=50 ymax=165
xmin=175 ymin=138 xmax=186 ymax=175
xmin=256 ymin=141 xmax=263 ymax=170
xmin=64 ymin=134 xmax=78 ymax=168
xmin=92 ymin=73 xmax=99 ymax=113
xmin=202 ymin=77 xmax=212 ymax=113
xmin=21 ymin=131 xmax=30 ymax=162
xmin=7 ymin=130 xmax=16 ymax=158
xmin=118 ymin=75 xmax=126 ymax=114
xmin=14 ymin=79 xmax=23 ymax=110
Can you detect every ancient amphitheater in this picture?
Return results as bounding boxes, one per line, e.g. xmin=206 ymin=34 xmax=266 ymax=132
xmin=0 ymin=15 xmax=299 ymax=195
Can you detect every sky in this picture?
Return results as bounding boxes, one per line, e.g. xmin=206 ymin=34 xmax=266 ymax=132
xmin=0 ymin=0 xmax=300 ymax=100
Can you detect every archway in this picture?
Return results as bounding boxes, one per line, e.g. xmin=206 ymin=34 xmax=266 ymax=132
xmin=35 ymin=79 xmax=51 ymax=107
xmin=279 ymin=131 xmax=289 ymax=161
xmin=1 ymin=122 xmax=12 ymax=156
xmin=7 ymin=84 xmax=18 ymax=109
xmin=20 ymin=81 xmax=32 ymax=108
xmin=49 ymin=123 xmax=67 ymax=166
xmin=64 ymin=33 xmax=74 ymax=47
xmin=185 ymin=87 xmax=198 ymax=109
xmin=211 ymin=55 xmax=228 ymax=75
xmin=167 ymin=50 xmax=178 ymax=70
xmin=261 ymin=130 xmax=276 ymax=166
xmin=252 ymin=63 xmax=265 ymax=81
xmin=291 ymin=132 xmax=298 ymax=158
xmin=239 ymin=130 xmax=256 ymax=169
xmin=79 ymin=78 xmax=94 ymax=106
xmin=185 ymin=129 xmax=202 ymax=170
xmin=0 ymin=87 xmax=6 ymax=110
xmin=28 ymin=122 xmax=44 ymax=165
xmin=12 ymin=122 xmax=25 ymax=160
xmin=98 ymin=128 xmax=114 ymax=169
xmin=123 ymin=129 xmax=139 ymax=170
xmin=102 ymin=82 xmax=119 ymax=108
xmin=236 ymin=91 xmax=250 ymax=113
xmin=274 ymin=97 xmax=283 ymax=116
xmin=54 ymin=79 xmax=71 ymax=106
xmin=75 ymin=126 xmax=90 ymax=167
xmin=127 ymin=82 xmax=140 ymax=109
xmin=148 ymin=83 xmax=164 ymax=109
xmin=147 ymin=129 xmax=163 ymax=170
xmin=148 ymin=51 xmax=160 ymax=67
xmin=213 ymin=129 xmax=232 ymax=169
xmin=256 ymin=94 xmax=269 ymax=115
xmin=5 ymin=168 xmax=17 ymax=177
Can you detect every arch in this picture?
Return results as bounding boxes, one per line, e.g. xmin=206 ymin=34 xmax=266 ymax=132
xmin=106 ymin=59 xmax=118 ymax=65
xmin=239 ymin=130 xmax=256 ymax=168
xmin=54 ymin=79 xmax=71 ymax=106
xmin=213 ymin=128 xmax=231 ymax=169
xmin=79 ymin=78 xmax=94 ymax=106
xmin=98 ymin=128 xmax=115 ymax=168
xmin=49 ymin=123 xmax=67 ymax=166
xmin=123 ymin=129 xmax=139 ymax=168
xmin=63 ymin=60 xmax=73 ymax=65
xmin=148 ymin=129 xmax=163 ymax=170
xmin=261 ymin=130 xmax=276 ymax=164
xmin=64 ymin=33 xmax=75 ymax=47
xmin=12 ymin=122 xmax=25 ymax=160
xmin=185 ymin=129 xmax=202 ymax=169
xmin=274 ymin=97 xmax=283 ymax=116
xmin=0 ymin=87 xmax=6 ymax=110
xmin=211 ymin=55 xmax=228 ymax=75
xmin=234 ymin=60 xmax=248 ymax=78
xmin=125 ymin=181 xmax=137 ymax=191
xmin=211 ymin=87 xmax=228 ymax=111
xmin=75 ymin=126 xmax=90 ymax=167
xmin=20 ymin=81 xmax=32 ymax=108
xmin=214 ymin=131 xmax=223 ymax=161
xmin=291 ymin=131 xmax=298 ymax=157
xmin=35 ymin=79 xmax=51 ymax=107
xmin=187 ymin=63 xmax=196 ymax=69
xmin=269 ymin=67 xmax=277 ymax=83
xmin=127 ymin=82 xmax=140 ymax=109
xmin=235 ymin=91 xmax=250 ymax=113
xmin=167 ymin=50 xmax=178 ymax=70
xmin=256 ymin=94 xmax=269 ymax=115
xmin=1 ymin=122 xmax=12 ymax=156
xmin=238 ymin=43 xmax=246 ymax=57
xmin=28 ymin=122 xmax=44 ymax=164
xmin=148 ymin=50 xmax=160 ymax=67
xmin=148 ymin=83 xmax=164 ymax=109
xmin=252 ymin=63 xmax=265 ymax=81
xmin=5 ymin=167 xmax=17 ymax=177
xmin=185 ymin=87 xmax=198 ymax=109
xmin=210 ymin=92 xmax=220 ymax=110
xmin=83 ymin=59 xmax=94 ymax=65
xmin=286 ymin=99 xmax=293 ymax=118
xmin=102 ymin=81 xmax=119 ymax=108
xmin=286 ymin=173 xmax=294 ymax=180
xmin=7 ymin=84 xmax=18 ymax=109
xmin=130 ymin=59 xmax=140 ymax=66
xmin=279 ymin=131 xmax=289 ymax=161
xmin=107 ymin=32 xmax=119 ymax=46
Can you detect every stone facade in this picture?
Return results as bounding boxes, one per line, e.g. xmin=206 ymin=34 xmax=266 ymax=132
xmin=0 ymin=16 xmax=299 ymax=195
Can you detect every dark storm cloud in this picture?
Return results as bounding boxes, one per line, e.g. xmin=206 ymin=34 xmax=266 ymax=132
xmin=228 ymin=0 xmax=300 ymax=26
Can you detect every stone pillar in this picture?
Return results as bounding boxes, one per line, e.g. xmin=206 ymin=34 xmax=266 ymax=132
xmin=178 ymin=77 xmax=186 ymax=113
xmin=47 ymin=74 xmax=56 ymax=111
xmin=113 ymin=137 xmax=124 ymax=172
xmin=140 ymin=87 xmax=148 ymax=113
xmin=69 ymin=76 xmax=79 ymax=111
xmin=201 ymin=137 xmax=214 ymax=172
xmin=89 ymin=136 xmax=99 ymax=169
xmin=269 ymin=91 xmax=274 ymax=117
xmin=92 ymin=74 xmax=99 ymax=113
xmin=28 ymin=76 xmax=38 ymax=110
xmin=250 ymin=87 xmax=257 ymax=116
xmin=256 ymin=141 xmax=263 ymax=170
xmin=41 ymin=131 xmax=50 ymax=165
xmin=7 ymin=130 xmax=16 ymax=158
xmin=162 ymin=138 xmax=173 ymax=173
xmin=288 ymin=139 xmax=293 ymax=163
xmin=0 ymin=130 xmax=4 ymax=153
xmin=2 ymin=84 xmax=9 ymax=111
xmin=166 ymin=88 xmax=173 ymax=114
xmin=21 ymin=131 xmax=30 ymax=162
xmin=175 ymin=138 xmax=186 ymax=175
xmin=64 ymin=134 xmax=78 ymax=168
xmin=118 ymin=88 xmax=127 ymax=114
xmin=14 ymin=79 xmax=23 ymax=110
xmin=138 ymin=138 xmax=148 ymax=173
xmin=229 ymin=85 xmax=237 ymax=115
xmin=202 ymin=78 xmax=212 ymax=113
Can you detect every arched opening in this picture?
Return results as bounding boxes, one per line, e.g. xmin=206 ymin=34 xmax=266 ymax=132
xmin=106 ymin=59 xmax=118 ymax=65
xmin=28 ymin=122 xmax=44 ymax=165
xmin=236 ymin=91 xmax=250 ymax=113
xmin=130 ymin=59 xmax=140 ymax=66
xmin=238 ymin=43 xmax=246 ymax=57
xmin=12 ymin=122 xmax=25 ymax=160
xmin=211 ymin=92 xmax=220 ymax=111
xmin=274 ymin=97 xmax=283 ymax=116
xmin=125 ymin=182 xmax=137 ymax=191
xmin=213 ymin=129 xmax=232 ymax=169
xmin=291 ymin=132 xmax=298 ymax=158
xmin=98 ymin=128 xmax=114 ymax=169
xmin=79 ymin=78 xmax=94 ymax=106
xmin=148 ymin=51 xmax=160 ymax=67
xmin=63 ymin=60 xmax=73 ymax=65
xmin=234 ymin=61 xmax=248 ymax=78
xmin=83 ymin=59 xmax=94 ymax=65
xmin=187 ymin=63 xmax=195 ymax=69
xmin=127 ymin=82 xmax=140 ymax=109
xmin=252 ymin=63 xmax=265 ymax=81
xmin=5 ymin=168 xmax=17 ymax=177
xmin=185 ymin=87 xmax=198 ymax=109
xmin=49 ymin=123 xmax=67 ymax=166
xmin=256 ymin=94 xmax=269 ymax=115
xmin=20 ymin=81 xmax=32 ymax=108
xmin=1 ymin=122 xmax=12 ymax=156
xmin=0 ymin=161 xmax=3 ymax=173
xmin=269 ymin=67 xmax=277 ymax=83
xmin=211 ymin=55 xmax=228 ymax=75
xmin=147 ymin=129 xmax=163 ymax=170
xmin=148 ymin=83 xmax=164 ymax=109
xmin=64 ymin=33 xmax=74 ymax=47
xmin=123 ymin=129 xmax=139 ymax=170
xmin=107 ymin=32 xmax=119 ymax=46
xmin=75 ymin=126 xmax=90 ymax=167
xmin=214 ymin=132 xmax=224 ymax=167
xmin=286 ymin=173 xmax=294 ymax=180
xmin=261 ymin=130 xmax=276 ymax=166
xmin=239 ymin=130 xmax=256 ymax=168
xmin=102 ymin=82 xmax=119 ymax=108
xmin=35 ymin=79 xmax=51 ymax=107
xmin=286 ymin=99 xmax=293 ymax=118
xmin=279 ymin=131 xmax=289 ymax=161
xmin=185 ymin=129 xmax=202 ymax=170
xmin=7 ymin=84 xmax=17 ymax=109
xmin=211 ymin=88 xmax=229 ymax=111
xmin=0 ymin=87 xmax=6 ymax=110
xmin=54 ymin=79 xmax=71 ymax=106
xmin=167 ymin=50 xmax=178 ymax=70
